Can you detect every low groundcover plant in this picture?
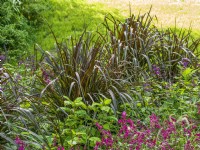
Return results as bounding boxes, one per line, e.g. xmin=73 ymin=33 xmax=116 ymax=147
xmin=94 ymin=112 xmax=200 ymax=150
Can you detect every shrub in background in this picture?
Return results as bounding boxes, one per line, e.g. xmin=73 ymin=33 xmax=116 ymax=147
xmin=0 ymin=0 xmax=50 ymax=61
xmin=15 ymin=0 xmax=51 ymax=27
xmin=0 ymin=1 xmax=29 ymax=60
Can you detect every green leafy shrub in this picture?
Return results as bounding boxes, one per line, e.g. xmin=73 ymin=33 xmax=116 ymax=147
xmin=0 ymin=0 xmax=50 ymax=61
xmin=15 ymin=0 xmax=51 ymax=26
xmin=0 ymin=1 xmax=29 ymax=60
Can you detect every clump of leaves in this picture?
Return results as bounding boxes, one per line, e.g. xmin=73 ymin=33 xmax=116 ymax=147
xmin=36 ymin=28 xmax=135 ymax=114
xmin=103 ymin=8 xmax=200 ymax=82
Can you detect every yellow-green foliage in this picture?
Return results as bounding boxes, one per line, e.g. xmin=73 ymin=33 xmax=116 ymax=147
xmin=36 ymin=0 xmax=123 ymax=50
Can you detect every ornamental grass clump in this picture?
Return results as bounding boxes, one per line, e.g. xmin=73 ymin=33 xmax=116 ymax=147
xmin=103 ymin=9 xmax=200 ymax=82
xmin=95 ymin=112 xmax=200 ymax=150
xmin=36 ymin=28 xmax=137 ymax=116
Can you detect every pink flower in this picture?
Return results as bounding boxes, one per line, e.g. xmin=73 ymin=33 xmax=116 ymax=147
xmin=184 ymin=140 xmax=194 ymax=150
xmin=160 ymin=141 xmax=173 ymax=150
xmin=169 ymin=116 xmax=176 ymax=122
xmin=57 ymin=146 xmax=65 ymax=150
xmin=95 ymin=123 xmax=113 ymax=148
xmin=146 ymin=139 xmax=156 ymax=148
xmin=96 ymin=122 xmax=103 ymax=130
xmin=184 ymin=128 xmax=192 ymax=137
xmin=118 ymin=112 xmax=136 ymax=139
xmin=15 ymin=136 xmax=26 ymax=150
xmin=94 ymin=142 xmax=101 ymax=150
xmin=161 ymin=129 xmax=170 ymax=140
xmin=150 ymin=114 xmax=161 ymax=129
xmin=195 ymin=133 xmax=200 ymax=141
xmin=121 ymin=111 xmax=126 ymax=119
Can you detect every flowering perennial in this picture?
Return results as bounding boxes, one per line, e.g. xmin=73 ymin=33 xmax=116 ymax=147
xmin=152 ymin=64 xmax=161 ymax=76
xmin=15 ymin=136 xmax=26 ymax=150
xmin=95 ymin=112 xmax=200 ymax=150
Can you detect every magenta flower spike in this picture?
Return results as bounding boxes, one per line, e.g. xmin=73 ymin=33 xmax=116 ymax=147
xmin=150 ymin=114 xmax=161 ymax=129
xmin=121 ymin=111 xmax=126 ymax=119
xmin=57 ymin=146 xmax=65 ymax=150
xmin=15 ymin=136 xmax=25 ymax=150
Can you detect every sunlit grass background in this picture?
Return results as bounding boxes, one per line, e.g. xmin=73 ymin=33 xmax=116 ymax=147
xmin=36 ymin=0 xmax=200 ymax=49
xmin=89 ymin=0 xmax=200 ymax=29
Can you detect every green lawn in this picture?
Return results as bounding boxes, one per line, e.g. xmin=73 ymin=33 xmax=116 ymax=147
xmin=36 ymin=0 xmax=122 ymax=49
xmin=35 ymin=0 xmax=200 ymax=50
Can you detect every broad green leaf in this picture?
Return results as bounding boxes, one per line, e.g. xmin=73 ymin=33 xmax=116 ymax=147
xmin=57 ymin=107 xmax=72 ymax=113
xmin=67 ymin=140 xmax=77 ymax=146
xmin=92 ymin=102 xmax=102 ymax=107
xmin=107 ymin=116 xmax=118 ymax=122
xmin=64 ymin=100 xmax=72 ymax=106
xmin=137 ymin=103 xmax=142 ymax=107
xmin=182 ymin=68 xmax=195 ymax=80
xmin=104 ymin=99 xmax=111 ymax=105
xmin=103 ymin=123 xmax=110 ymax=130
xmin=73 ymin=102 xmax=87 ymax=109
xmin=20 ymin=102 xmax=31 ymax=108
xmin=74 ymin=97 xmax=83 ymax=103
xmin=100 ymin=106 xmax=110 ymax=112
xmin=89 ymin=137 xmax=101 ymax=146
xmin=63 ymin=96 xmax=71 ymax=101
xmin=74 ymin=110 xmax=87 ymax=118
xmin=63 ymin=129 xmax=71 ymax=134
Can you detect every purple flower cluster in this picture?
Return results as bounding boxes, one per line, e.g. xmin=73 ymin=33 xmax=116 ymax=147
xmin=41 ymin=69 xmax=51 ymax=84
xmin=160 ymin=140 xmax=173 ymax=150
xmin=143 ymin=83 xmax=152 ymax=92
xmin=15 ymin=136 xmax=26 ymax=150
xmin=181 ymin=58 xmax=190 ymax=68
xmin=152 ymin=64 xmax=161 ymax=76
xmin=184 ymin=127 xmax=192 ymax=137
xmin=118 ymin=112 xmax=152 ymax=150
